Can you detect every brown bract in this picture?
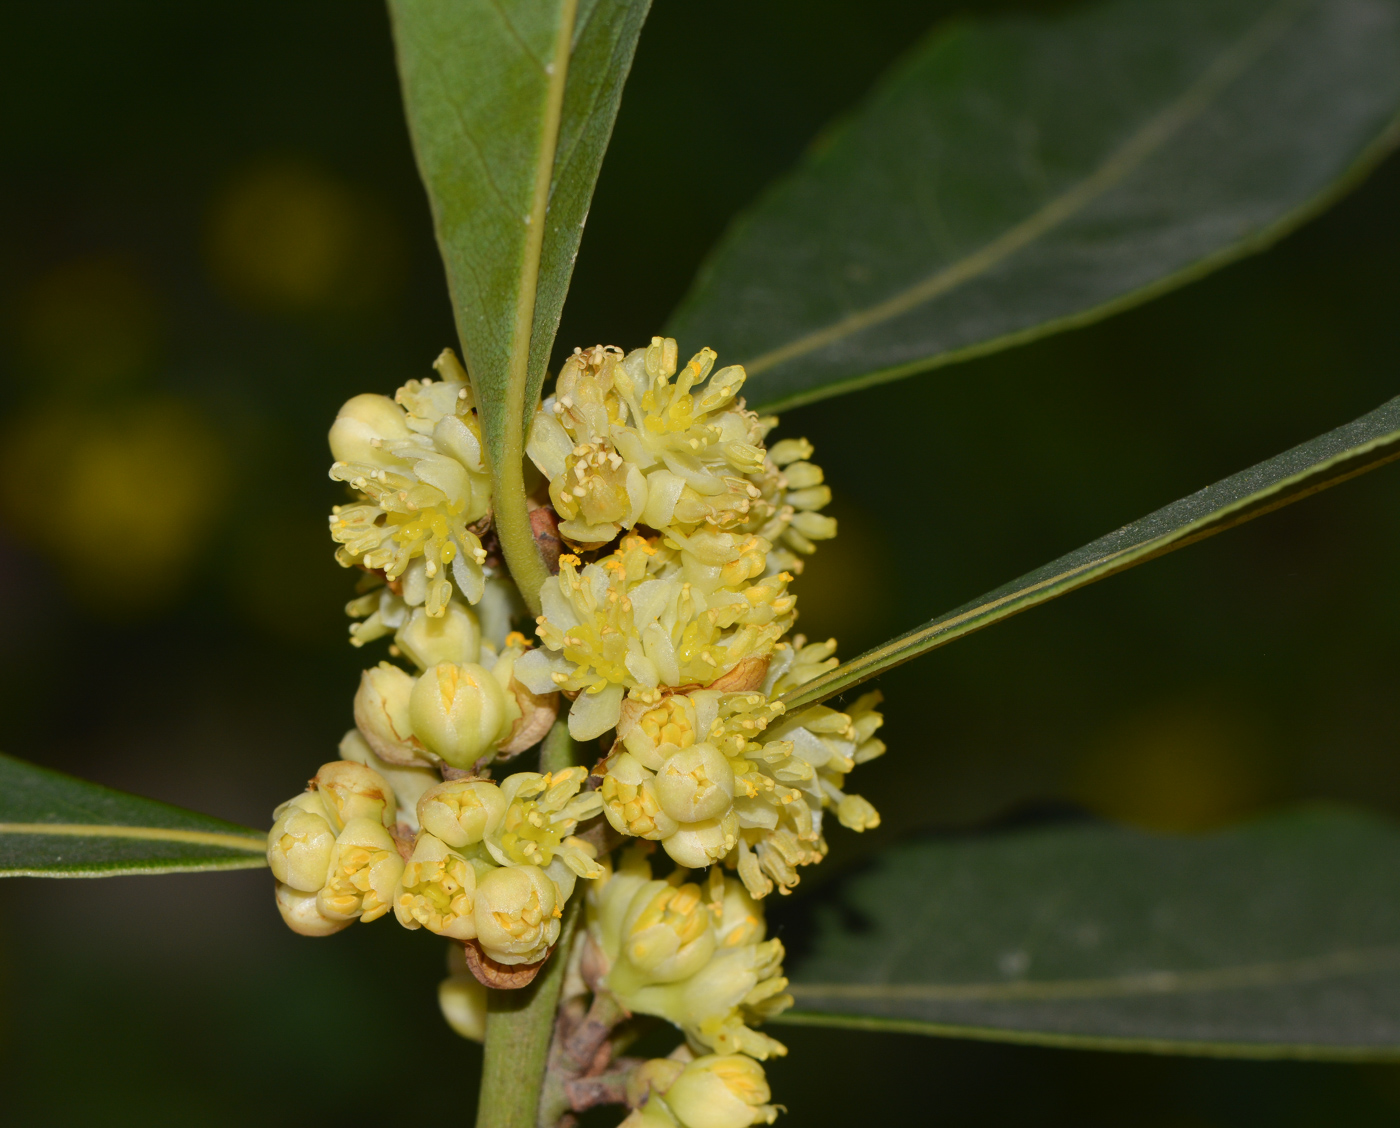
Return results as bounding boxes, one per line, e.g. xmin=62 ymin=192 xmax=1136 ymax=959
xmin=528 ymin=501 xmax=564 ymax=574
xmin=497 ymin=677 xmax=560 ymax=757
xmin=462 ymin=937 xmax=555 ymax=989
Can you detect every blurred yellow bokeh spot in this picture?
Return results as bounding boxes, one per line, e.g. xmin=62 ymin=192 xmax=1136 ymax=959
xmin=206 ymin=159 xmax=403 ymax=313
xmin=22 ymin=257 xmax=163 ymax=386
xmin=1072 ymin=700 xmax=1269 ymax=833
xmin=0 ymin=400 xmax=226 ymax=614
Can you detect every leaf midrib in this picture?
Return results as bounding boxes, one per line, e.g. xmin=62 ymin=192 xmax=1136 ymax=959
xmin=0 ymin=822 xmax=266 ymax=853
xmin=743 ymin=0 xmax=1308 ymax=378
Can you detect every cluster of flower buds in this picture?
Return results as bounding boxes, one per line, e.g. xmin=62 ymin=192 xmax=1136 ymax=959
xmin=268 ymin=761 xmax=602 ymax=965
xmin=621 ymin=1053 xmax=779 ymax=1128
xmin=586 ymin=848 xmax=792 ymax=1060
xmin=268 ymin=338 xmax=891 ymax=1127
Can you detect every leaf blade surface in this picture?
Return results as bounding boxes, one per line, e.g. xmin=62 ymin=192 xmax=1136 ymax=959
xmin=668 ymin=0 xmax=1400 ymax=411
xmin=775 ymin=808 xmax=1400 ymax=1059
xmin=0 ymin=753 xmax=267 ymax=877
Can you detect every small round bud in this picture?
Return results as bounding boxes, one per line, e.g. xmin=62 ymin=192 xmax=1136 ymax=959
xmin=318 ymin=817 xmax=404 ymax=923
xmin=438 ymin=969 xmax=488 ymax=1042
xmin=267 ymin=792 xmax=336 ymax=891
xmin=472 ymin=863 xmax=560 ymax=965
xmin=328 ymin=393 xmax=412 ymax=466
xmin=654 ymin=743 xmax=735 ymax=823
xmin=312 ymin=760 xmax=395 ymax=831
xmin=663 ymin=1055 xmax=778 ymax=1128
xmin=409 ymin=661 xmax=509 ymax=768
xmin=274 ymin=881 xmax=350 ymax=938
xmin=338 ymin=728 xmax=438 ymax=831
xmin=353 ymin=661 xmax=427 ymax=765
xmin=394 ymin=832 xmax=478 ymax=940
xmin=618 ymin=880 xmax=716 ymax=985
xmin=395 ymin=601 xmax=481 ymax=670
xmin=418 ymin=778 xmax=507 ymax=848
xmin=662 ymin=810 xmax=739 ymax=869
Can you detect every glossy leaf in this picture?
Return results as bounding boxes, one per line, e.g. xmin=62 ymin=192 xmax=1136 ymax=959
xmin=388 ymin=0 xmax=650 ymax=466
xmin=0 ymin=753 xmax=267 ymax=877
xmin=668 ymin=0 xmax=1400 ymax=412
xmin=780 ymin=393 xmax=1400 ymax=713
xmin=775 ymin=807 xmax=1400 ymax=1059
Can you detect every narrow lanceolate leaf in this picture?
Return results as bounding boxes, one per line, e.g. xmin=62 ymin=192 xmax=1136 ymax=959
xmin=388 ymin=0 xmax=650 ymax=466
xmin=0 ymin=753 xmax=267 ymax=877
xmin=774 ymin=807 xmax=1400 ymax=1059
xmin=667 ymin=0 xmax=1400 ymax=413
xmin=780 ymin=393 xmax=1400 ymax=713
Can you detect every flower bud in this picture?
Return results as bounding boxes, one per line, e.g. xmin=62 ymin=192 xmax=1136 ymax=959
xmin=337 ymin=728 xmax=438 ymax=831
xmin=654 ymin=743 xmax=735 ymax=823
xmin=274 ymin=881 xmax=350 ymax=937
xmin=395 ymin=601 xmax=481 ymax=670
xmin=663 ymin=1055 xmax=778 ymax=1128
xmin=662 ymin=811 xmax=739 ymax=870
xmin=267 ymin=792 xmax=336 ymax=891
xmin=312 ymin=760 xmax=395 ymax=831
xmin=418 ymin=778 xmax=507 ymax=848
xmin=353 ymin=661 xmax=428 ymax=765
xmin=328 ymin=392 xmax=412 ymax=467
xmin=472 ymin=863 xmax=560 ymax=965
xmin=318 ymin=817 xmax=404 ymax=923
xmin=394 ymin=832 xmax=478 ymax=939
xmin=438 ymin=969 xmax=488 ymax=1042
xmin=835 ymin=792 xmax=880 ymax=831
xmin=601 ymin=752 xmax=679 ymax=841
xmin=615 ymin=880 xmax=717 ymax=988
xmin=409 ymin=661 xmax=509 ymax=768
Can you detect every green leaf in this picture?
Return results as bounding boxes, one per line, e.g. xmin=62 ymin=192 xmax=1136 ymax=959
xmin=388 ymin=0 xmax=650 ymax=607
xmin=0 ymin=753 xmax=267 ymax=877
xmin=775 ymin=807 xmax=1400 ymax=1059
xmin=780 ymin=393 xmax=1400 ymax=713
xmin=667 ymin=0 xmax=1400 ymax=413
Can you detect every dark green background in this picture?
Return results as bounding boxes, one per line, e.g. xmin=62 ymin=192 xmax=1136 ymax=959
xmin=1 ymin=1 xmax=1398 ymax=1124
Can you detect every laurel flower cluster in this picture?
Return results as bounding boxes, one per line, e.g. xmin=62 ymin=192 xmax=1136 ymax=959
xmin=588 ymin=849 xmax=792 ymax=1062
xmin=526 ymin=337 xmax=835 ymax=566
xmin=516 ymin=533 xmax=794 ymax=740
xmin=328 ymin=349 xmax=492 ymax=620
xmin=592 ymin=637 xmax=883 ymax=897
xmin=350 ymin=596 xmax=558 ymax=772
xmin=269 ymin=335 xmax=892 ymax=1128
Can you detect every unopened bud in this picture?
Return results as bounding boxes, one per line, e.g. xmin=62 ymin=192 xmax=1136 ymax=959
xmin=267 ymin=792 xmax=336 ymax=891
xmin=354 ymin=662 xmax=427 ymax=765
xmin=394 ymin=832 xmax=477 ymax=939
xmin=318 ymin=817 xmax=404 ymax=923
xmin=664 ymin=1055 xmax=778 ymax=1128
xmin=328 ymin=393 xmax=412 ymax=466
xmin=835 ymin=793 xmax=879 ymax=831
xmin=274 ymin=881 xmax=350 ymax=938
xmin=409 ymin=661 xmax=509 ymax=768
xmin=418 ymin=778 xmax=507 ymax=848
xmin=438 ymin=965 xmax=488 ymax=1041
xmin=338 ymin=728 xmax=438 ymax=831
xmin=395 ymin=601 xmax=481 ymax=670
xmin=312 ymin=760 xmax=395 ymax=831
xmin=472 ymin=863 xmax=560 ymax=965
xmin=617 ymin=880 xmax=716 ymax=986
xmin=654 ymin=744 xmax=735 ymax=823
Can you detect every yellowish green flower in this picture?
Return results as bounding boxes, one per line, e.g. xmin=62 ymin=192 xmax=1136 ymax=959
xmin=517 ymin=534 xmax=794 ymax=740
xmin=393 ymin=831 xmax=478 ymax=940
xmin=328 ymin=349 xmax=491 ymax=616
xmin=588 ymin=850 xmax=790 ymax=1060
xmin=473 ymin=863 xmax=561 ymax=965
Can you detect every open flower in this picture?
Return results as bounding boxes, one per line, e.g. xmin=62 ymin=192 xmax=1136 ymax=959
xmin=473 ymin=863 xmax=561 ymax=965
xmin=393 ymin=832 xmax=478 ymax=939
xmin=517 ymin=534 xmax=794 ymax=740
xmin=328 ymin=349 xmax=491 ymax=615
xmin=526 ymin=338 xmax=833 ymax=580
xmin=483 ymin=768 xmax=605 ymax=900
